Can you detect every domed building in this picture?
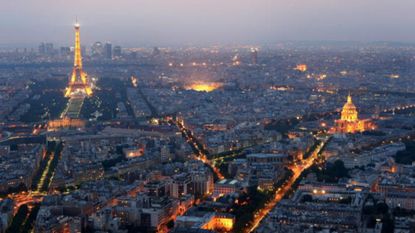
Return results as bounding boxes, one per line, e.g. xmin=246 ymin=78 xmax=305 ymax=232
xmin=332 ymin=94 xmax=375 ymax=133
xmin=341 ymin=95 xmax=358 ymax=122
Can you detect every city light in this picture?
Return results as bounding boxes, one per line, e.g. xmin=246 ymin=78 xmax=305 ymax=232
xmin=2 ymin=6 xmax=415 ymax=233
xmin=185 ymin=82 xmax=223 ymax=92
xmin=294 ymin=64 xmax=307 ymax=72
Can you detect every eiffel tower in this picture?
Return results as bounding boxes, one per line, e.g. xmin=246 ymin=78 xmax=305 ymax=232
xmin=65 ymin=21 xmax=93 ymax=97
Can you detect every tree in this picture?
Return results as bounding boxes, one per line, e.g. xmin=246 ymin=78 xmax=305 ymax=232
xmin=6 ymin=204 xmax=29 ymax=233
xmin=376 ymin=202 xmax=389 ymax=215
xmin=302 ymin=194 xmax=313 ymax=203
xmin=314 ymin=160 xmax=349 ymax=183
xmin=21 ymin=204 xmax=40 ymax=233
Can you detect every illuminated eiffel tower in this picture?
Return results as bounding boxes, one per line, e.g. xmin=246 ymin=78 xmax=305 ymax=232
xmin=65 ymin=21 xmax=93 ymax=97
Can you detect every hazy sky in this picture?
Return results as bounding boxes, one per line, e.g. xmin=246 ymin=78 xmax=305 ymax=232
xmin=1 ymin=0 xmax=415 ymax=47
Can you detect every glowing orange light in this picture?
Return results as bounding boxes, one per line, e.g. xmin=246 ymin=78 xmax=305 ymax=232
xmin=185 ymin=82 xmax=223 ymax=92
xmin=131 ymin=76 xmax=138 ymax=87
xmin=294 ymin=64 xmax=307 ymax=72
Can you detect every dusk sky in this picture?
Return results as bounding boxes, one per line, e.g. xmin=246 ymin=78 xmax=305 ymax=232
xmin=1 ymin=0 xmax=415 ymax=47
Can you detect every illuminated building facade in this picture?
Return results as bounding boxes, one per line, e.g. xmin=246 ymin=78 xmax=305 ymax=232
xmin=294 ymin=64 xmax=307 ymax=72
xmin=213 ymin=179 xmax=240 ymax=198
xmin=47 ymin=118 xmax=86 ymax=130
xmin=232 ymin=54 xmax=241 ymax=66
xmin=65 ymin=21 xmax=93 ymax=98
xmin=122 ymin=146 xmax=145 ymax=159
xmin=332 ymin=94 xmax=375 ymax=134
xmin=185 ymin=82 xmax=223 ymax=92
xmin=176 ymin=212 xmax=235 ymax=232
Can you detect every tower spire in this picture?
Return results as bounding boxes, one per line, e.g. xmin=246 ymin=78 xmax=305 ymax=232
xmin=65 ymin=20 xmax=93 ymax=98
xmin=73 ymin=20 xmax=82 ymax=68
xmin=347 ymin=92 xmax=352 ymax=103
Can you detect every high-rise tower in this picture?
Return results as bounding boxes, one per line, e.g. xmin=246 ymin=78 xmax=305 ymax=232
xmin=65 ymin=21 xmax=93 ymax=97
xmin=250 ymin=48 xmax=258 ymax=65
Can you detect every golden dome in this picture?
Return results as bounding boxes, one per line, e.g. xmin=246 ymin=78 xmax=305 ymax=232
xmin=341 ymin=94 xmax=358 ymax=122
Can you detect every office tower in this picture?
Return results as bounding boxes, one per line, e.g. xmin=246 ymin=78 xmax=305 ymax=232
xmin=113 ymin=46 xmax=122 ymax=58
xmin=60 ymin=47 xmax=71 ymax=56
xmin=91 ymin=41 xmax=104 ymax=57
xmin=104 ymin=42 xmax=112 ymax=59
xmin=250 ymin=48 xmax=258 ymax=65
xmin=38 ymin=43 xmax=46 ymax=54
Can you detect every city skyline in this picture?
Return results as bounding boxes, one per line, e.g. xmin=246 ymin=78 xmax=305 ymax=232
xmin=2 ymin=0 xmax=415 ymax=47
xmin=1 ymin=2 xmax=415 ymax=233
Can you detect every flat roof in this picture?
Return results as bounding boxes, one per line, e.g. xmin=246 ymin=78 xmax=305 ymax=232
xmin=247 ymin=153 xmax=287 ymax=158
